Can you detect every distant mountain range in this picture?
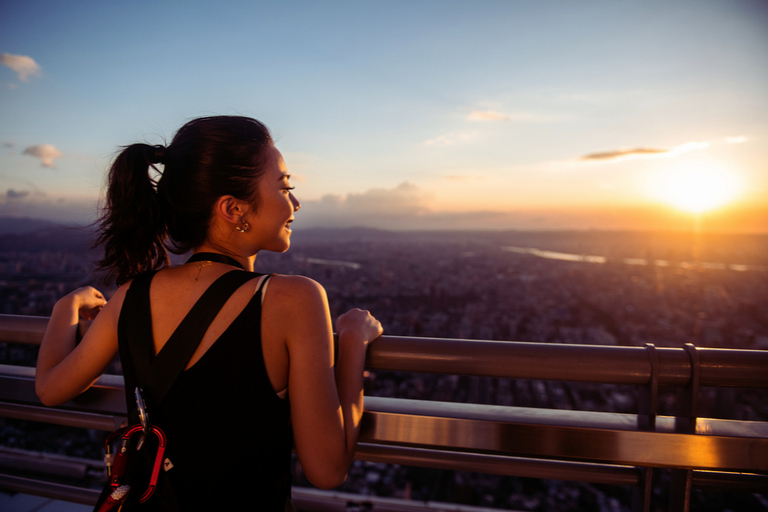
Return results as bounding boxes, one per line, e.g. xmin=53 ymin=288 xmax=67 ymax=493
xmin=0 ymin=217 xmax=63 ymax=235
xmin=0 ymin=217 xmax=96 ymax=252
xmin=2 ymin=216 xmax=767 ymax=266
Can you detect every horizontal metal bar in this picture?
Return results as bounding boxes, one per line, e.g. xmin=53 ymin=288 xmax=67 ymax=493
xmin=0 ymin=447 xmax=101 ymax=480
xmin=3 ymin=368 xmax=767 ymax=472
xmin=2 ymin=464 xmax=765 ymax=509
xmin=0 ymin=473 xmax=99 ymax=505
xmin=0 ymin=314 xmax=47 ymax=345
xmin=6 ymin=393 xmax=767 ymax=474
xmin=0 ymin=365 xmax=126 ymax=415
xmin=692 ymin=470 xmax=768 ymax=492
xmin=0 ymin=474 xmax=421 ymax=512
xmin=0 ymin=402 xmax=123 ymax=431
xmin=363 ymin=397 xmax=768 ymax=438
xmin=356 ymin=445 xmax=768 ymax=492
xmin=4 ymin=314 xmax=766 ymax=388
xmin=0 ymin=364 xmax=125 ymax=390
xmin=367 ymin=336 xmax=768 ymax=388
xmin=360 ymin=409 xmax=768 ymax=472
xmin=5 ymin=377 xmax=767 ymax=442
xmin=356 ymin=443 xmax=639 ymax=486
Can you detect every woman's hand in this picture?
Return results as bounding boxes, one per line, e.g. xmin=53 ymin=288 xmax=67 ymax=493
xmin=68 ymin=286 xmax=107 ymax=320
xmin=36 ymin=284 xmax=120 ymax=406
xmin=65 ymin=287 xmax=107 ymax=340
xmin=336 ymin=308 xmax=382 ymax=346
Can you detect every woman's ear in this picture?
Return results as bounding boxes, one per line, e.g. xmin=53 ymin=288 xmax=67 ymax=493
xmin=213 ymin=195 xmax=244 ymax=226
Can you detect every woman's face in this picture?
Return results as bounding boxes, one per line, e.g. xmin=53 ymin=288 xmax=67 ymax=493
xmin=245 ymin=145 xmax=300 ymax=253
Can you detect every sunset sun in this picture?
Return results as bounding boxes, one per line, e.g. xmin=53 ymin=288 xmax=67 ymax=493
xmin=657 ymin=162 xmax=742 ymax=213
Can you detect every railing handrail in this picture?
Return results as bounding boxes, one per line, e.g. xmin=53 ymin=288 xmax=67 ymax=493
xmin=1 ymin=313 xmax=767 ymax=510
xmin=2 ymin=314 xmax=767 ymax=388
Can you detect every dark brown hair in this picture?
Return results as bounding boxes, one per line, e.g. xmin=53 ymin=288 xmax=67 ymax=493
xmin=96 ymin=116 xmax=273 ymax=284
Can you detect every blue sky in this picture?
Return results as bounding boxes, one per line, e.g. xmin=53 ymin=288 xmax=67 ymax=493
xmin=1 ymin=0 xmax=767 ymax=232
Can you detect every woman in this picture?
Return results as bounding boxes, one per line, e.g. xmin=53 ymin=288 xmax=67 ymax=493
xmin=35 ymin=116 xmax=383 ymax=509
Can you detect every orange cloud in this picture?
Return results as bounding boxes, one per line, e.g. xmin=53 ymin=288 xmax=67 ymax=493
xmin=1 ymin=53 xmax=42 ymax=82
xmin=23 ymin=144 xmax=63 ymax=168
xmin=581 ymin=147 xmax=667 ymax=160
xmin=580 ymin=141 xmax=709 ymax=162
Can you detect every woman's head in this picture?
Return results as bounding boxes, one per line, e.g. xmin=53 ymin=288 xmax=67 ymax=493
xmin=97 ymin=115 xmax=275 ymax=284
xmin=158 ymin=116 xmax=273 ymax=252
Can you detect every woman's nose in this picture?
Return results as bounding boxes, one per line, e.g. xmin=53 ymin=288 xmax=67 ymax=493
xmin=291 ymin=193 xmax=301 ymax=212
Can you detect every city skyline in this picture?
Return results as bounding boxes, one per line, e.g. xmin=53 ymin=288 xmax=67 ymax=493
xmin=1 ymin=0 xmax=767 ymax=233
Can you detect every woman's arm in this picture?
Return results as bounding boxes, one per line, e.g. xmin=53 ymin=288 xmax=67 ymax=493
xmin=266 ymin=275 xmax=381 ymax=489
xmin=35 ymin=285 xmax=124 ymax=406
xmin=333 ymin=308 xmax=381 ymax=463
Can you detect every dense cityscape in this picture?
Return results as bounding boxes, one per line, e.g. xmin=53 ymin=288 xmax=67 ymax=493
xmin=1 ymin=222 xmax=767 ymax=511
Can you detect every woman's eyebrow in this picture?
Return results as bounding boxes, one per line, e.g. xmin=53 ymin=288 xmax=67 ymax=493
xmin=278 ymin=173 xmax=291 ymax=181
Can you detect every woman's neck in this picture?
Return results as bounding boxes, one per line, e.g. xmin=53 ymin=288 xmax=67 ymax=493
xmin=192 ymin=243 xmax=256 ymax=272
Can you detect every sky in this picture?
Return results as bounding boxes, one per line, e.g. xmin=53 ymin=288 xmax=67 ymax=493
xmin=1 ymin=0 xmax=767 ymax=233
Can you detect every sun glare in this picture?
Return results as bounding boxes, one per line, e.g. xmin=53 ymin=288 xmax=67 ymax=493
xmin=657 ymin=162 xmax=742 ymax=213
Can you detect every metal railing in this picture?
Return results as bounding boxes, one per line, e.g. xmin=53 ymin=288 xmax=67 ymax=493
xmin=1 ymin=313 xmax=767 ymax=511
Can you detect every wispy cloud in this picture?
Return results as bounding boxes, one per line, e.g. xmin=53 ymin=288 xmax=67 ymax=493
xmin=0 ymin=189 xmax=97 ymax=224
xmin=299 ymin=182 xmax=519 ymax=230
xmin=424 ymin=132 xmax=476 ymax=146
xmin=1 ymin=53 xmax=42 ymax=82
xmin=581 ymin=147 xmax=667 ymax=161
xmin=23 ymin=144 xmax=63 ymax=168
xmin=333 ymin=182 xmax=430 ymax=215
xmin=467 ymin=108 xmax=548 ymax=123
xmin=467 ymin=109 xmax=509 ymax=121
xmin=301 ymin=182 xmax=428 ymax=225
xmin=5 ymin=189 xmax=32 ymax=200
xmin=580 ymin=141 xmax=709 ymax=162
xmin=444 ymin=174 xmax=487 ymax=182
xmin=726 ymin=136 xmax=747 ymax=144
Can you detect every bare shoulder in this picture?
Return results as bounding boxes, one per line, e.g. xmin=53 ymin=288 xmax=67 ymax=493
xmin=264 ymin=274 xmax=327 ymax=305
xmin=262 ymin=275 xmax=332 ymax=343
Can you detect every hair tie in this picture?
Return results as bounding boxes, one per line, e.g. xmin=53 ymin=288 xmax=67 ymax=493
xmin=146 ymin=145 xmax=166 ymax=165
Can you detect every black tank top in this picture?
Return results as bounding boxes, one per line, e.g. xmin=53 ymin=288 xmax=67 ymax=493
xmin=117 ymin=271 xmax=292 ymax=510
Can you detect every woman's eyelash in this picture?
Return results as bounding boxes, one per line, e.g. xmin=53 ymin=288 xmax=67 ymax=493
xmin=284 ymin=186 xmax=295 ymax=191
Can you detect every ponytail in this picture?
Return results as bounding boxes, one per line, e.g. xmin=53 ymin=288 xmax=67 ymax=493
xmin=96 ymin=143 xmax=169 ymax=284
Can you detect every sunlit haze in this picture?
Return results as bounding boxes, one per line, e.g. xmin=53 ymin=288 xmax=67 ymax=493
xmin=656 ymin=161 xmax=743 ymax=213
xmin=1 ymin=0 xmax=767 ymax=233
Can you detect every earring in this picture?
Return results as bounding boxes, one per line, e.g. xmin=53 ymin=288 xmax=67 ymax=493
xmin=235 ymin=221 xmax=250 ymax=233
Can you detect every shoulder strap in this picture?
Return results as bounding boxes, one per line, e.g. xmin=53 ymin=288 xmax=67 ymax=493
xmin=122 ymin=270 xmax=261 ymax=413
xmin=118 ymin=271 xmax=157 ymax=415
xmin=255 ymin=272 xmax=275 ymax=302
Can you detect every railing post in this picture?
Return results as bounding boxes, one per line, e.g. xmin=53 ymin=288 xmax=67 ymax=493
xmin=669 ymin=343 xmax=701 ymax=512
xmin=633 ymin=343 xmax=659 ymax=512
xmin=632 ymin=467 xmax=654 ymax=512
xmin=637 ymin=343 xmax=659 ymax=431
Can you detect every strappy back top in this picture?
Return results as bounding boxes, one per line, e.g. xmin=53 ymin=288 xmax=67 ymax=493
xmin=117 ymin=270 xmax=293 ymax=510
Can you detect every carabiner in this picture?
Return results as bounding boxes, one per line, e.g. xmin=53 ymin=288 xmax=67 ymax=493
xmin=107 ymin=424 xmax=168 ymax=503
xmin=135 ymin=387 xmax=150 ymax=451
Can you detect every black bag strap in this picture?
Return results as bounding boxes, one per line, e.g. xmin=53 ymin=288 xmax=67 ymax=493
xmin=120 ymin=270 xmax=269 ymax=413
xmin=118 ymin=271 xmax=156 ymax=418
